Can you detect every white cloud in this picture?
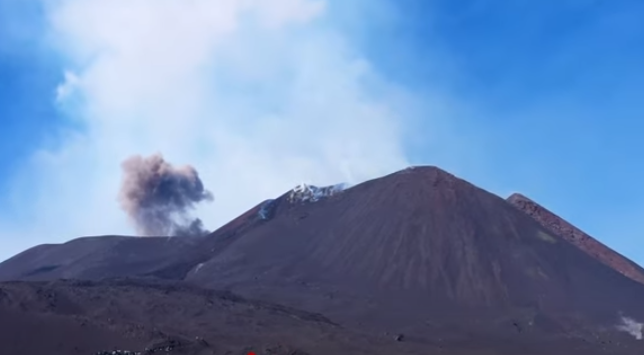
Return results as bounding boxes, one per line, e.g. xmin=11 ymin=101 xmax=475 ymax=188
xmin=55 ymin=70 xmax=80 ymax=102
xmin=0 ymin=0 xmax=433 ymax=259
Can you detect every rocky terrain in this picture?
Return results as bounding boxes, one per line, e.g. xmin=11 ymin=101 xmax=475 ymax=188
xmin=0 ymin=278 xmax=634 ymax=355
xmin=1 ymin=166 xmax=643 ymax=355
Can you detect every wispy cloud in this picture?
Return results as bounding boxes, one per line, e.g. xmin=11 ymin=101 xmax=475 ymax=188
xmin=0 ymin=0 xmax=449 ymax=258
xmin=55 ymin=70 xmax=80 ymax=102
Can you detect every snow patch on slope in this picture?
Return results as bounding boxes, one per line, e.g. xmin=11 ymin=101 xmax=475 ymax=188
xmin=617 ymin=316 xmax=643 ymax=340
xmin=258 ymin=199 xmax=278 ymax=220
xmin=287 ymin=183 xmax=347 ymax=203
xmin=194 ymin=263 xmax=204 ymax=273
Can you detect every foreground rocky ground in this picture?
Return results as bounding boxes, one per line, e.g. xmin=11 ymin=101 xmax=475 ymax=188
xmin=1 ymin=278 xmax=640 ymax=355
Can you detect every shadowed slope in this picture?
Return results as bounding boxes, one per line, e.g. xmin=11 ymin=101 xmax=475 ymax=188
xmin=507 ymin=193 xmax=644 ymax=285
xmin=0 ymin=235 xmax=202 ymax=281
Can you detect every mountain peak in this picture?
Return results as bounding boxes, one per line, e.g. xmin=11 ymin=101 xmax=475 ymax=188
xmin=378 ymin=165 xmax=471 ymax=192
xmin=395 ymin=165 xmax=457 ymax=177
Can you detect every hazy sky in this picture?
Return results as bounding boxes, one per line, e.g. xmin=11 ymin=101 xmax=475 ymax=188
xmin=1 ymin=0 xmax=643 ymax=263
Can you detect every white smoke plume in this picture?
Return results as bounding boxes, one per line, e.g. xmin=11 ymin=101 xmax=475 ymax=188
xmin=1 ymin=0 xmax=454 ymax=261
xmin=617 ymin=316 xmax=643 ymax=340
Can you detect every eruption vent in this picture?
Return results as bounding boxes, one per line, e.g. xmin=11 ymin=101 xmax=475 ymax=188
xmin=119 ymin=154 xmax=213 ymax=237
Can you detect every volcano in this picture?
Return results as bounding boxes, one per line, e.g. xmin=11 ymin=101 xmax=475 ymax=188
xmin=1 ymin=166 xmax=643 ymax=354
xmin=184 ymin=167 xmax=644 ymax=338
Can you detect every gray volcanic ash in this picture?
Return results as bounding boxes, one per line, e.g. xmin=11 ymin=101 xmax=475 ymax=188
xmin=119 ymin=154 xmax=213 ymax=237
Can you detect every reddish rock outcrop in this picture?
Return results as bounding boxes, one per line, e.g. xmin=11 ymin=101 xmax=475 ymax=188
xmin=507 ymin=193 xmax=644 ymax=285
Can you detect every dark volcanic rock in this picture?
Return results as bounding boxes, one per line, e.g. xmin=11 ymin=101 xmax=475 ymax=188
xmin=0 ymin=279 xmax=451 ymax=355
xmin=0 ymin=279 xmax=634 ymax=355
xmin=507 ymin=193 xmax=644 ymax=285
xmin=0 ymin=235 xmax=202 ymax=281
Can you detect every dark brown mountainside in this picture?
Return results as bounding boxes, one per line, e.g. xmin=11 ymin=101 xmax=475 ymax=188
xmin=507 ymin=193 xmax=644 ymax=285
xmin=184 ymin=167 xmax=644 ymax=339
xmin=1 ymin=166 xmax=644 ymax=354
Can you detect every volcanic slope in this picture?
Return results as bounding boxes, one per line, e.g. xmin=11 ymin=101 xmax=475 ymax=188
xmin=507 ymin=193 xmax=644 ymax=285
xmin=0 ymin=197 xmax=267 ymax=282
xmin=185 ymin=166 xmax=644 ymax=341
xmin=0 ymin=235 xmax=203 ymax=281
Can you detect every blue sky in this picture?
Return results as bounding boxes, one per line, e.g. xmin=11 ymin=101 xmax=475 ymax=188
xmin=1 ymin=0 xmax=643 ymax=264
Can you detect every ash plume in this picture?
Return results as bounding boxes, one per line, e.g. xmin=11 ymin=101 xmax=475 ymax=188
xmin=119 ymin=154 xmax=213 ymax=237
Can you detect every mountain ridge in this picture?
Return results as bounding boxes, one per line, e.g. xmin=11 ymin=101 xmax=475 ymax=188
xmin=507 ymin=193 xmax=644 ymax=285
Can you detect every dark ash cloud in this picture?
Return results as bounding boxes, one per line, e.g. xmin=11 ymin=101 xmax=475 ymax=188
xmin=118 ymin=154 xmax=213 ymax=237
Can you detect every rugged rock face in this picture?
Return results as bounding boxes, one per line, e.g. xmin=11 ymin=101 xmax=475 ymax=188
xmin=507 ymin=193 xmax=644 ymax=285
